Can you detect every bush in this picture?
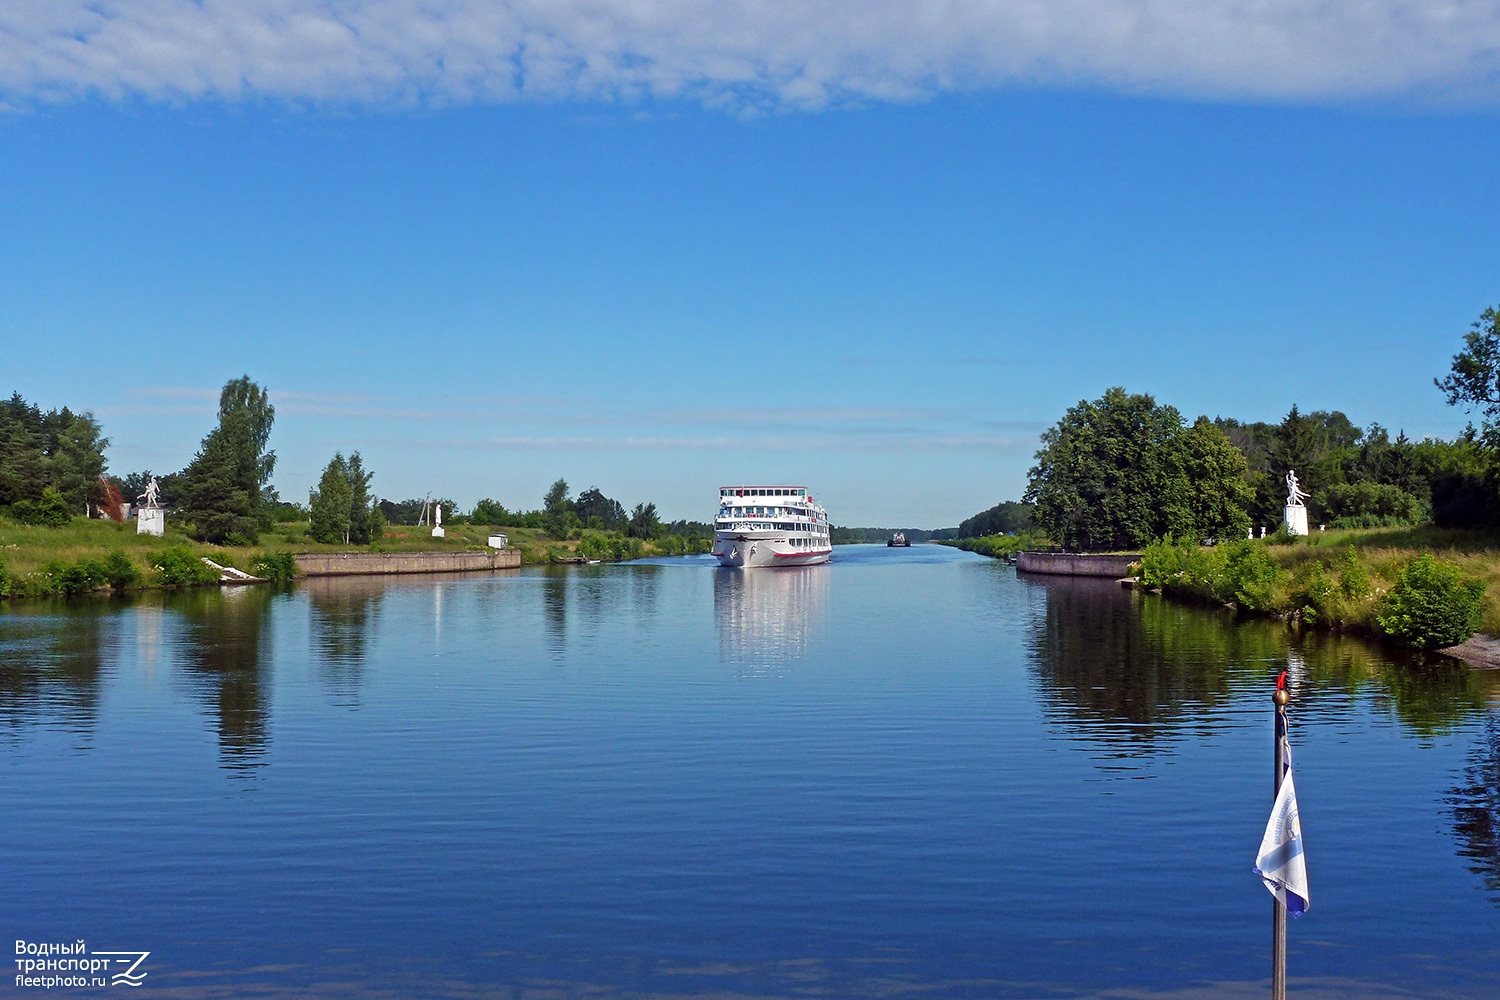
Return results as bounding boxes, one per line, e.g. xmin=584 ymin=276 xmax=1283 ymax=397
xmin=1335 ymin=547 xmax=1371 ymax=601
xmin=1376 ymin=554 xmax=1486 ymax=650
xmin=1219 ymin=541 xmax=1283 ymax=611
xmin=154 ymin=546 xmax=219 ymax=587
xmin=576 ymin=531 xmax=646 ymax=562
xmin=1289 ymin=560 xmax=1337 ymax=624
xmin=1319 ymin=482 xmax=1430 ymax=528
xmin=10 ymin=487 xmax=73 ymax=527
xmin=250 ymin=551 xmax=298 ymax=581
xmin=48 ymin=558 xmax=106 ymax=595
xmin=102 ymin=551 xmax=140 ymax=591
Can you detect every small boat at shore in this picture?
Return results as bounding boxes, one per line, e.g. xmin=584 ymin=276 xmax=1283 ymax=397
xmin=887 ymin=532 xmax=911 ymax=547
xmin=711 ymin=485 xmax=831 ymax=568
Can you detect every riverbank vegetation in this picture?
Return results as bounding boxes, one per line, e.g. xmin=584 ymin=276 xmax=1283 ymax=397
xmin=1137 ymin=529 xmax=1495 ymax=648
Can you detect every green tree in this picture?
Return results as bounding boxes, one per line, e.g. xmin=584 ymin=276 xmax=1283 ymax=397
xmin=471 ymin=498 xmax=510 ymax=525
xmin=44 ymin=408 xmax=109 ymax=515
xmin=0 ymin=393 xmax=111 ymax=516
xmin=1437 ymin=304 xmax=1500 ymax=430
xmin=573 ymin=486 xmax=625 ymax=528
xmin=344 ymin=452 xmax=375 ymax=545
xmin=1025 ymin=387 xmax=1252 ymax=551
xmin=627 ymin=501 xmax=660 ymax=539
xmin=309 ymin=454 xmax=354 ymax=544
xmin=177 ymin=376 xmax=276 ymax=544
xmin=542 ymin=478 xmax=574 ymax=539
xmin=958 ymin=501 xmax=1034 ymax=538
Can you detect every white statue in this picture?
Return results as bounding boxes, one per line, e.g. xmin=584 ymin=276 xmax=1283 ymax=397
xmin=1285 ymin=470 xmax=1309 ymax=508
xmin=435 ymin=504 xmax=442 ymax=527
xmin=139 ymin=476 xmax=161 ymax=509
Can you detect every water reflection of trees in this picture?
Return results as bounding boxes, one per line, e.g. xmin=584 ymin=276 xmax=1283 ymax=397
xmin=0 ymin=603 xmax=108 ymax=741
xmin=713 ymin=567 xmax=828 ymax=676
xmin=305 ymin=577 xmax=386 ymax=707
xmin=172 ymin=585 xmax=275 ymax=772
xmin=1450 ymin=715 xmax=1500 ymax=903
xmin=1024 ymin=576 xmax=1273 ymax=749
xmin=1025 ymin=574 xmax=1500 ymax=750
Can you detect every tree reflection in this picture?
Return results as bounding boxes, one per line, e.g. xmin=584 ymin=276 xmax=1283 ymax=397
xmin=0 ymin=602 xmax=108 ymax=741
xmin=1024 ymin=575 xmax=1268 ymax=750
xmin=306 ymin=577 xmax=385 ymax=708
xmin=1371 ymin=658 xmax=1497 ymax=740
xmin=1450 ymin=715 xmax=1500 ymax=903
xmin=1023 ymin=573 xmax=1498 ymax=755
xmin=172 ymin=585 xmax=274 ymax=772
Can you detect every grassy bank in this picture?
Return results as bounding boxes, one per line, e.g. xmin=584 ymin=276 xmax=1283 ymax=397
xmin=0 ymin=516 xmax=700 ymax=600
xmin=1136 ymin=527 xmax=1497 ymax=648
xmin=937 ymin=533 xmax=1050 ymax=559
xmin=944 ymin=525 xmax=1500 ymax=648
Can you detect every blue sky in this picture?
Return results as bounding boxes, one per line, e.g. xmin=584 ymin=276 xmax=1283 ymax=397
xmin=2 ymin=3 xmax=1498 ymax=526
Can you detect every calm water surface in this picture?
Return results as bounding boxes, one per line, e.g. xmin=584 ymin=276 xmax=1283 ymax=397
xmin=3 ymin=544 xmax=1499 ymax=998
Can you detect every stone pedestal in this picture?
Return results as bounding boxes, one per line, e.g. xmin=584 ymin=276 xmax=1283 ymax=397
xmin=431 ymin=526 xmax=445 ymax=539
xmin=1283 ymin=504 xmax=1308 ymax=537
xmin=136 ymin=507 xmax=165 ymax=536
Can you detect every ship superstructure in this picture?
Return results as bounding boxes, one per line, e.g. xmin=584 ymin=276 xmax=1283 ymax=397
xmin=710 ymin=485 xmax=831 ymax=568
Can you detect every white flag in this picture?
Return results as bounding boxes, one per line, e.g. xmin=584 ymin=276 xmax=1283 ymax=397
xmin=1254 ymin=763 xmax=1309 ymax=915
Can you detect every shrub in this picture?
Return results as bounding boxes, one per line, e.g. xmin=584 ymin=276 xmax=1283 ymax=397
xmin=1319 ymin=482 xmax=1430 ymax=528
xmin=154 ymin=546 xmax=219 ymax=587
xmin=250 ymin=551 xmax=298 ymax=581
xmin=102 ymin=551 xmax=140 ymax=591
xmin=1219 ymin=541 xmax=1283 ymax=611
xmin=48 ymin=558 xmax=107 ymax=595
xmin=1376 ymin=554 xmax=1486 ymax=650
xmin=0 ymin=557 xmax=11 ymax=597
xmin=10 ymin=487 xmax=73 ymax=527
xmin=1335 ymin=548 xmax=1371 ymax=601
xmin=1289 ymin=560 xmax=1337 ymax=624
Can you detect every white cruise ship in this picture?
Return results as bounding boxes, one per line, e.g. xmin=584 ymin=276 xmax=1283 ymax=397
xmin=711 ymin=485 xmax=832 ymax=568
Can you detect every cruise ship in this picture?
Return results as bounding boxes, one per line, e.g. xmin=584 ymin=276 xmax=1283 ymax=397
xmin=711 ymin=486 xmax=832 ymax=568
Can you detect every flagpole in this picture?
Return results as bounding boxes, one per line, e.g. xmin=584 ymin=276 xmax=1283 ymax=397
xmin=1272 ymin=682 xmax=1289 ymax=1000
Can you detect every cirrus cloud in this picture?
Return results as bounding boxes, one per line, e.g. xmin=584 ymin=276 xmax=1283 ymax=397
xmin=3 ymin=1 xmax=1499 ymax=111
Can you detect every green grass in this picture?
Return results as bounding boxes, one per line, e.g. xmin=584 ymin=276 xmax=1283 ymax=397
xmin=1264 ymin=526 xmax=1500 ymax=634
xmin=0 ymin=515 xmax=703 ymax=600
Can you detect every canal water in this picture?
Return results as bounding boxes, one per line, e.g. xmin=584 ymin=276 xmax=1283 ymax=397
xmin=3 ymin=544 xmax=1498 ymax=998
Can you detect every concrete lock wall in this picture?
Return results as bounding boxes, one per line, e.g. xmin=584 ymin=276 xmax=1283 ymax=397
xmin=293 ymin=550 xmax=522 ymax=577
xmin=1016 ymin=551 xmax=1142 ymax=577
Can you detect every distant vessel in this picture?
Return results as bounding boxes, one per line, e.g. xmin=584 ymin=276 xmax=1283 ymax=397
xmin=711 ymin=486 xmax=831 ymax=568
xmin=887 ymin=532 xmax=911 ymax=547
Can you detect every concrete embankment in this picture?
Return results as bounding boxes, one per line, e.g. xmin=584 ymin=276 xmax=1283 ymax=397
xmin=294 ymin=550 xmax=522 ymax=577
xmin=1016 ymin=551 xmax=1142 ymax=578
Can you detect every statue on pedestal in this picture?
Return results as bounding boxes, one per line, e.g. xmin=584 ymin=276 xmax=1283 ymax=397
xmin=1282 ymin=469 xmax=1310 ymax=537
xmin=136 ymin=476 xmax=166 ymax=536
xmin=1285 ymin=470 xmax=1309 ymax=507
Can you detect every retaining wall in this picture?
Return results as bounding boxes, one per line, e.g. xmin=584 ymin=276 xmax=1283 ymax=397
xmin=1016 ymin=551 xmax=1142 ymax=577
xmin=294 ymin=550 xmax=522 ymax=577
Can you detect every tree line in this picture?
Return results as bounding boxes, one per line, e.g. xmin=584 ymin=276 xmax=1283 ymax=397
xmin=983 ymin=303 xmax=1500 ymax=551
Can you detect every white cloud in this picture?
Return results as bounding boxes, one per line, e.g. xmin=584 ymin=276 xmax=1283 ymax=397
xmin=2 ymin=1 xmax=1499 ymax=111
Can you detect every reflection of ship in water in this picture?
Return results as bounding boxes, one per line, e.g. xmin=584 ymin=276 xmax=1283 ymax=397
xmin=713 ymin=565 xmax=828 ymax=675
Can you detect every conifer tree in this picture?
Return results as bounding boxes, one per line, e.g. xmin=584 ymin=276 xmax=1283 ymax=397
xmin=177 ymin=376 xmax=276 ymax=544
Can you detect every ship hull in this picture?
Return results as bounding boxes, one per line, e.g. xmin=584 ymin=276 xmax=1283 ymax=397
xmin=712 ymin=533 xmax=831 ymax=568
